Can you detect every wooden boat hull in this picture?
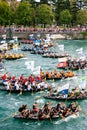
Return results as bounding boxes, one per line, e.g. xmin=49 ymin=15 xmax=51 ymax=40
xmin=0 ymin=87 xmax=49 ymax=93
xmin=14 ymin=112 xmax=79 ymax=121
xmin=44 ymin=95 xmax=87 ymax=100
xmin=42 ymin=55 xmax=69 ymax=58
xmin=45 ymin=76 xmax=74 ymax=80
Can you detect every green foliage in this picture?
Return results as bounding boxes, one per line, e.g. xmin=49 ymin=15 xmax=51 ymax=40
xmin=59 ymin=9 xmax=72 ymax=25
xmin=70 ymin=0 xmax=79 ymax=26
xmin=36 ymin=4 xmax=54 ymax=27
xmin=80 ymin=32 xmax=87 ymax=37
xmin=0 ymin=0 xmax=87 ymax=27
xmin=0 ymin=1 xmax=11 ymax=25
xmin=76 ymin=10 xmax=87 ymax=25
xmin=55 ymin=0 xmax=70 ymax=25
xmin=14 ymin=1 xmax=34 ymax=26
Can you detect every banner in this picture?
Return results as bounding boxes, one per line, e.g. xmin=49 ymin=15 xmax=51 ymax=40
xmin=57 ymin=62 xmax=67 ymax=68
xmin=58 ymin=57 xmax=67 ymax=63
xmin=29 ymin=34 xmax=34 ymax=40
xmin=58 ymin=44 xmax=64 ymax=51
xmin=25 ymin=61 xmax=34 ymax=70
xmin=79 ymin=54 xmax=86 ymax=61
xmin=76 ymin=48 xmax=83 ymax=54
xmin=34 ymin=40 xmax=40 ymax=46
xmin=58 ymin=83 xmax=69 ymax=96
xmin=37 ymin=31 xmax=41 ymax=38
xmin=31 ymin=66 xmax=41 ymax=76
xmin=2 ymin=35 xmax=6 ymax=40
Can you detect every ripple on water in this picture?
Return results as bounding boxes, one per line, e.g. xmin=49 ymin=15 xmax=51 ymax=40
xmin=0 ymin=40 xmax=87 ymax=130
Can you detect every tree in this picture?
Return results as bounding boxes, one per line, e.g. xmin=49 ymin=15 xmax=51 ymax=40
xmin=10 ymin=0 xmax=19 ymax=24
xmin=55 ymin=0 xmax=68 ymax=25
xmin=14 ymin=1 xmax=34 ymax=26
xmin=0 ymin=1 xmax=11 ymax=25
xmin=70 ymin=0 xmax=79 ymax=26
xmin=76 ymin=9 xmax=87 ymax=25
xmin=59 ymin=9 xmax=72 ymax=26
xmin=36 ymin=4 xmax=54 ymax=27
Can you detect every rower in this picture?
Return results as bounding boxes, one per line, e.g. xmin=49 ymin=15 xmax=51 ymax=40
xmin=19 ymin=74 xmax=24 ymax=82
xmin=15 ymin=80 xmax=19 ymax=90
xmin=11 ymin=75 xmax=16 ymax=84
xmin=27 ymin=82 xmax=32 ymax=91
xmin=19 ymin=104 xmax=28 ymax=117
xmin=32 ymin=103 xmax=39 ymax=114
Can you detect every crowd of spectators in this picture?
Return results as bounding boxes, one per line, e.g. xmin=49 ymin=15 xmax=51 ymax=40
xmin=0 ymin=25 xmax=87 ymax=34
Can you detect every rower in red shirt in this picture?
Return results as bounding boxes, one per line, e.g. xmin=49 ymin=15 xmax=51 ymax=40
xmin=19 ymin=74 xmax=24 ymax=82
xmin=22 ymin=78 xmax=27 ymax=86
xmin=11 ymin=75 xmax=16 ymax=83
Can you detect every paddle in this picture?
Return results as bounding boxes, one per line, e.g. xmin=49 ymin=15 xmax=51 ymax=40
xmin=0 ymin=111 xmax=18 ymax=123
xmin=8 ymin=85 xmax=12 ymax=95
xmin=19 ymin=89 xmax=22 ymax=95
xmin=80 ymin=108 xmax=86 ymax=115
xmin=8 ymin=92 xmax=11 ymax=95
xmin=31 ymin=88 xmax=34 ymax=96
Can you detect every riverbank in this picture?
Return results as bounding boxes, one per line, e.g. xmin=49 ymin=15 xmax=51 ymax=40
xmin=0 ymin=31 xmax=87 ymax=40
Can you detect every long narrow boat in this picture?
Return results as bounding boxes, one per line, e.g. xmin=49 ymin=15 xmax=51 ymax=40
xmin=44 ymin=95 xmax=87 ymax=100
xmin=14 ymin=114 xmax=60 ymax=120
xmin=40 ymin=70 xmax=75 ymax=80
xmin=44 ymin=90 xmax=87 ymax=100
xmin=14 ymin=102 xmax=80 ymax=121
xmin=14 ymin=113 xmax=79 ymax=121
xmin=42 ymin=53 xmax=69 ymax=58
xmin=57 ymin=58 xmax=87 ymax=70
xmin=0 ymin=87 xmax=50 ymax=93
xmin=5 ymin=53 xmax=25 ymax=60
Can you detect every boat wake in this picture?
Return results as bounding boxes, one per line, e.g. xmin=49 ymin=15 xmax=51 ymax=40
xmin=35 ymin=99 xmax=45 ymax=104
xmin=53 ymin=113 xmax=79 ymax=125
xmin=64 ymin=76 xmax=77 ymax=81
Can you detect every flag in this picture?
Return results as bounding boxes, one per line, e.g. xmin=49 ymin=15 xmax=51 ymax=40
xmin=13 ymin=36 xmax=18 ymax=42
xmin=2 ymin=35 xmax=6 ymax=40
xmin=29 ymin=34 xmax=34 ymax=40
xmin=0 ymin=43 xmax=7 ymax=50
xmin=58 ymin=57 xmax=67 ymax=63
xmin=58 ymin=83 xmax=69 ymax=96
xmin=0 ymin=40 xmax=6 ymax=44
xmin=25 ymin=61 xmax=34 ymax=70
xmin=31 ymin=66 xmax=41 ymax=76
xmin=79 ymin=54 xmax=86 ymax=61
xmin=58 ymin=44 xmax=64 ymax=51
xmin=57 ymin=62 xmax=67 ymax=68
xmin=37 ymin=31 xmax=41 ymax=38
xmin=76 ymin=48 xmax=83 ymax=54
xmin=34 ymin=40 xmax=40 ymax=46
xmin=79 ymin=81 xmax=86 ymax=89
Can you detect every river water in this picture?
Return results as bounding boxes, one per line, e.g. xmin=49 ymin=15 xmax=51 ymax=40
xmin=0 ymin=39 xmax=87 ymax=130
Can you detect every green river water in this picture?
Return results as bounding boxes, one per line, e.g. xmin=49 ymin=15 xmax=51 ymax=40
xmin=0 ymin=39 xmax=87 ymax=130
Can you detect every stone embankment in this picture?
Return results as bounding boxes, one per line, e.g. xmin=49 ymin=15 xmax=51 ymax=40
xmin=0 ymin=31 xmax=87 ymax=40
